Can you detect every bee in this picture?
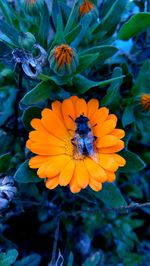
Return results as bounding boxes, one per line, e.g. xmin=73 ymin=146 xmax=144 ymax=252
xmin=71 ymin=114 xmax=98 ymax=162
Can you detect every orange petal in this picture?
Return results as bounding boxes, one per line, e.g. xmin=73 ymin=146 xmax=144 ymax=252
xmin=93 ymin=119 xmax=116 ymax=138
xmin=107 ymin=114 xmax=118 ymax=123
xmin=74 ymin=98 xmax=87 ymax=117
xmin=29 ymin=155 xmax=51 ymax=169
xmin=37 ymin=161 xmax=50 ymax=178
xmin=98 ymin=140 xmax=125 ymax=153
xmin=45 ymin=155 xmax=71 ymax=178
xmin=61 ymin=99 xmax=76 ymax=130
xmin=90 ymin=107 xmax=109 ymax=126
xmin=51 ymin=100 xmax=64 ymax=121
xmin=31 ymin=118 xmax=43 ymax=130
xmin=75 ymin=160 xmax=89 ymax=188
xmin=46 ymin=176 xmax=59 ymax=189
xmin=84 ymin=158 xmax=107 ymax=182
xmin=29 ymin=143 xmax=65 ymax=155
xmin=26 ymin=139 xmax=32 ymax=149
xmin=69 ymin=178 xmax=81 ymax=193
xmin=99 ymin=154 xmax=118 ymax=172
xmin=41 ymin=108 xmax=69 ymax=139
xmin=29 ymin=130 xmax=65 ymax=146
xmin=96 ymin=135 xmax=118 ymax=148
xmin=112 ymin=154 xmax=126 ymax=167
xmin=87 ymin=99 xmax=99 ymax=119
xmin=59 ymin=159 xmax=75 ymax=186
xmin=111 ymin=129 xmax=125 ymax=139
xmin=70 ymin=95 xmax=79 ymax=106
xmin=89 ymin=179 xmax=102 ymax=192
xmin=106 ymin=171 xmax=116 ymax=182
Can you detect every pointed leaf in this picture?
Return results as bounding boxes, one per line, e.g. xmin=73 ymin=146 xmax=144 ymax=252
xmin=118 ymin=13 xmax=150 ymax=40
xmin=21 ymin=81 xmax=59 ymax=105
xmin=14 ymin=160 xmax=41 ymax=183
xmin=94 ymin=183 xmax=127 ymax=208
xmin=73 ymin=74 xmax=125 ymax=94
xmin=120 ymin=150 xmax=146 ymax=173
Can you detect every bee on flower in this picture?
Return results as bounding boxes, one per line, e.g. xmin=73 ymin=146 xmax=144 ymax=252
xmin=49 ymin=44 xmax=79 ymax=76
xmin=26 ymin=96 xmax=126 ymax=193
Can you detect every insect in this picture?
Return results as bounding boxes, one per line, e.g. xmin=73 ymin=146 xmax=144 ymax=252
xmin=71 ymin=114 xmax=98 ymax=162
xmin=0 ymin=42 xmax=47 ymax=79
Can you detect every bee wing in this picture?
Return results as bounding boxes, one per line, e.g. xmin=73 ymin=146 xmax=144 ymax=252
xmin=84 ymin=133 xmax=99 ymax=163
xmin=74 ymin=133 xmax=84 ymax=156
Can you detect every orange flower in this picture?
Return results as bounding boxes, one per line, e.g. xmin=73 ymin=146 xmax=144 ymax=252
xmin=79 ymin=0 xmax=94 ymax=16
xmin=26 ymin=96 xmax=126 ymax=193
xmin=140 ymin=93 xmax=150 ymax=111
xmin=49 ymin=44 xmax=79 ymax=76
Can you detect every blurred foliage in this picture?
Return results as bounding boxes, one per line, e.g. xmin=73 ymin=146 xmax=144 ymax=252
xmin=0 ymin=0 xmax=150 ymax=265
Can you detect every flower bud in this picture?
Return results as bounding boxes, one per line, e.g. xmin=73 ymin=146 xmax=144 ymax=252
xmin=49 ymin=44 xmax=79 ymax=76
xmin=25 ymin=0 xmax=44 ymax=13
xmin=19 ymin=32 xmax=36 ymax=51
xmin=79 ymin=0 xmax=98 ymax=23
xmin=140 ymin=93 xmax=150 ymax=111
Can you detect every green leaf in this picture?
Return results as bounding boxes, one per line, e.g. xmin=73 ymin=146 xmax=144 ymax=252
xmin=0 ymin=19 xmax=19 ymax=46
xmin=122 ymin=105 xmax=135 ymax=127
xmin=0 ymin=87 xmax=16 ymax=126
xmin=0 ymin=153 xmax=12 ymax=173
xmin=0 ymin=249 xmax=18 ymax=266
xmin=51 ymin=11 xmax=65 ymax=48
xmin=0 ymin=1 xmax=12 ymax=24
xmin=38 ymin=2 xmax=50 ymax=48
xmin=73 ymin=74 xmax=125 ymax=94
xmin=38 ymin=73 xmax=66 ymax=85
xmin=120 ymin=150 xmax=146 ymax=173
xmin=65 ymin=25 xmax=81 ymax=44
xmin=22 ymin=107 xmax=42 ymax=131
xmin=94 ymin=0 xmax=128 ymax=37
xmin=101 ymin=67 xmax=123 ymax=106
xmin=83 ymin=252 xmax=103 ymax=266
xmin=132 ymin=60 xmax=150 ymax=95
xmin=14 ymin=160 xmax=41 ymax=183
xmin=94 ymin=183 xmax=127 ymax=208
xmin=118 ymin=13 xmax=150 ymax=40
xmin=64 ymin=0 xmax=82 ymax=35
xmin=80 ymin=45 xmax=118 ymax=62
xmin=67 ymin=253 xmax=74 ymax=266
xmin=14 ymin=254 xmax=41 ymax=266
xmin=51 ymin=0 xmax=61 ymax=29
xmin=76 ymin=53 xmax=99 ymax=73
xmin=21 ymin=81 xmax=58 ymax=105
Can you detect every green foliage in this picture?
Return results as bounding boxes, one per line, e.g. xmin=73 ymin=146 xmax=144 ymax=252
xmin=118 ymin=13 xmax=150 ymax=40
xmin=0 ymin=153 xmax=12 ymax=173
xmin=14 ymin=161 xmax=41 ymax=183
xmin=120 ymin=150 xmax=146 ymax=173
xmin=0 ymin=249 xmax=18 ymax=266
xmin=14 ymin=254 xmax=41 ymax=266
xmin=21 ymin=81 xmax=59 ymax=105
xmin=94 ymin=183 xmax=127 ymax=208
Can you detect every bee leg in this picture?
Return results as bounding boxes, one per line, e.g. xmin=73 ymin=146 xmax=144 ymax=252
xmin=94 ymin=136 xmax=97 ymax=141
xmin=71 ymin=138 xmax=76 ymax=146
xmin=92 ymin=123 xmax=97 ymax=128
xmin=68 ymin=115 xmax=74 ymax=121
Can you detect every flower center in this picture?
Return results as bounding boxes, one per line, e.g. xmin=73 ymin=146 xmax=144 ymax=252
xmin=55 ymin=44 xmax=74 ymax=67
